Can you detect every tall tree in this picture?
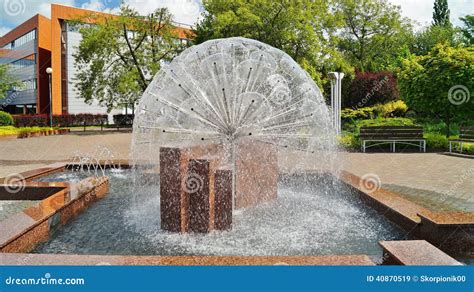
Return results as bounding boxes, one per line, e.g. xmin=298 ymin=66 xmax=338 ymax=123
xmin=195 ymin=0 xmax=351 ymax=86
xmin=433 ymin=0 xmax=451 ymax=27
xmin=336 ymin=0 xmax=413 ymax=72
xmin=73 ymin=5 xmax=187 ymax=112
xmin=460 ymin=15 xmax=474 ymax=45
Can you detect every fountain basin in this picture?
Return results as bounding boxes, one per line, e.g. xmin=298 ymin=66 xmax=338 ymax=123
xmin=0 ymin=174 xmax=109 ymax=253
xmin=30 ymin=168 xmax=406 ymax=259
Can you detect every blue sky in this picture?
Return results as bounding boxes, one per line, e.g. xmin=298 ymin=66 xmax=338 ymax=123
xmin=0 ymin=0 xmax=472 ymax=37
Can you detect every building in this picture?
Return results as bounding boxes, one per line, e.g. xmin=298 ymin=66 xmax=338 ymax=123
xmin=0 ymin=14 xmax=51 ymax=114
xmin=0 ymin=4 xmax=191 ymax=118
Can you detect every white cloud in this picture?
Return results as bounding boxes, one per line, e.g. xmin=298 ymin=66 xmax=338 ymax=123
xmin=81 ymin=0 xmax=105 ymax=11
xmin=0 ymin=25 xmax=11 ymax=37
xmin=123 ymin=0 xmax=203 ymax=26
xmin=389 ymin=0 xmax=473 ymax=29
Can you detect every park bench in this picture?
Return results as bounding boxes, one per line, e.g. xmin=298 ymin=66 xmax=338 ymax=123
xmin=360 ymin=126 xmax=426 ymax=153
xmin=449 ymin=126 xmax=474 ymax=153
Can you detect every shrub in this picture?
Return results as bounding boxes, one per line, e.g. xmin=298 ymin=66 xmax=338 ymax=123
xmin=113 ymin=114 xmax=134 ymax=127
xmin=425 ymin=133 xmax=449 ymax=150
xmin=356 ymin=117 xmax=417 ymax=130
xmin=53 ymin=113 xmax=108 ymax=127
xmin=341 ymin=107 xmax=377 ymax=120
xmin=374 ymin=100 xmax=408 ymax=118
xmin=0 ymin=111 xmax=13 ymax=126
xmin=337 ymin=132 xmax=360 ymax=150
xmin=13 ymin=114 xmax=49 ymax=127
xmin=345 ymin=71 xmax=399 ymax=108
xmin=13 ymin=113 xmax=108 ymax=127
xmin=398 ymin=44 xmax=474 ymax=137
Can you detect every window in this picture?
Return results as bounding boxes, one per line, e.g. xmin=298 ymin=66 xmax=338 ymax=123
xmin=12 ymin=79 xmax=37 ymax=91
xmin=11 ymin=54 xmax=36 ymax=69
xmin=3 ymin=29 xmax=36 ymax=50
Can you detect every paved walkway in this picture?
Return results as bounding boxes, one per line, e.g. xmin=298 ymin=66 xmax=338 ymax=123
xmin=0 ymin=132 xmax=472 ymax=211
xmin=0 ymin=131 xmax=131 ymax=177
xmin=340 ymin=152 xmax=474 ymax=212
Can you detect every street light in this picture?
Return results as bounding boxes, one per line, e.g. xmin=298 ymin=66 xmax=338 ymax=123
xmin=328 ymin=72 xmax=344 ymax=135
xmin=46 ymin=67 xmax=53 ymax=128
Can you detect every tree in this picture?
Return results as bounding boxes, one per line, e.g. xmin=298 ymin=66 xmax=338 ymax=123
xmin=398 ymin=44 xmax=474 ymax=136
xmin=345 ymin=71 xmax=399 ymax=108
xmin=0 ymin=65 xmax=16 ymax=98
xmin=0 ymin=64 xmax=22 ymax=106
xmin=336 ymin=0 xmax=413 ymax=72
xmin=195 ymin=0 xmax=351 ymax=86
xmin=433 ymin=0 xmax=450 ymax=27
xmin=409 ymin=24 xmax=462 ymax=56
xmin=460 ymin=15 xmax=474 ymax=45
xmin=73 ymin=5 xmax=187 ymax=112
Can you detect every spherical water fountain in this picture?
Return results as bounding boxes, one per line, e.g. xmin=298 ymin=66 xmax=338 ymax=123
xmin=132 ymin=37 xmax=338 ymax=233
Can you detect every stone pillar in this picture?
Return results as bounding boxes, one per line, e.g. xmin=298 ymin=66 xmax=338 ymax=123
xmin=159 ymin=139 xmax=278 ymax=233
xmin=160 ymin=147 xmax=188 ymax=233
xmin=187 ymin=159 xmax=212 ymax=233
xmin=235 ymin=138 xmax=278 ymax=209
xmin=214 ymin=168 xmax=233 ymax=230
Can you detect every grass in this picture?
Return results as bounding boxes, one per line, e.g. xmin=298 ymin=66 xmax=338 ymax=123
xmin=0 ymin=126 xmax=56 ymax=136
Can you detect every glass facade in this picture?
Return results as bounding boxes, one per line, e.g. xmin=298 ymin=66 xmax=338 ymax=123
xmin=1 ymin=29 xmax=36 ymax=49
xmin=0 ymin=29 xmax=38 ymax=111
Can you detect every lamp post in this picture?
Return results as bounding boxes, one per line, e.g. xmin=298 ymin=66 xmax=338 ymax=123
xmin=328 ymin=72 xmax=344 ymax=135
xmin=46 ymin=67 xmax=53 ymax=128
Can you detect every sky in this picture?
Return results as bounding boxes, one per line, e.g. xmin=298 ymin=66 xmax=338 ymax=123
xmin=0 ymin=0 xmax=472 ymax=37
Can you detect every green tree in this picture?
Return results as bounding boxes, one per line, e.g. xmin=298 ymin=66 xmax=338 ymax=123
xmin=0 ymin=65 xmax=18 ymax=98
xmin=336 ymin=0 xmax=413 ymax=71
xmin=433 ymin=0 xmax=450 ymax=27
xmin=460 ymin=15 xmax=474 ymax=45
xmin=410 ymin=24 xmax=462 ymax=56
xmin=195 ymin=0 xmax=351 ymax=86
xmin=398 ymin=44 xmax=474 ymax=136
xmin=0 ymin=64 xmax=23 ymax=109
xmin=73 ymin=5 xmax=187 ymax=112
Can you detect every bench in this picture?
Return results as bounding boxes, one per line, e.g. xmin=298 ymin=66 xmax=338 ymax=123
xmin=449 ymin=126 xmax=474 ymax=153
xmin=360 ymin=126 xmax=426 ymax=153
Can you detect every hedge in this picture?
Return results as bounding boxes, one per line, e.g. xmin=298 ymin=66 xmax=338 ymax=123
xmin=0 ymin=111 xmax=14 ymax=126
xmin=113 ymin=114 xmax=134 ymax=127
xmin=13 ymin=113 xmax=108 ymax=127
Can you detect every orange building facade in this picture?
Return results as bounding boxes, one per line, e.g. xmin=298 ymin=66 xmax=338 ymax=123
xmin=0 ymin=4 xmax=191 ymax=116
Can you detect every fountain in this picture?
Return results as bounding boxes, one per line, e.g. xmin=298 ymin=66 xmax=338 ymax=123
xmin=132 ymin=37 xmax=338 ymax=233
